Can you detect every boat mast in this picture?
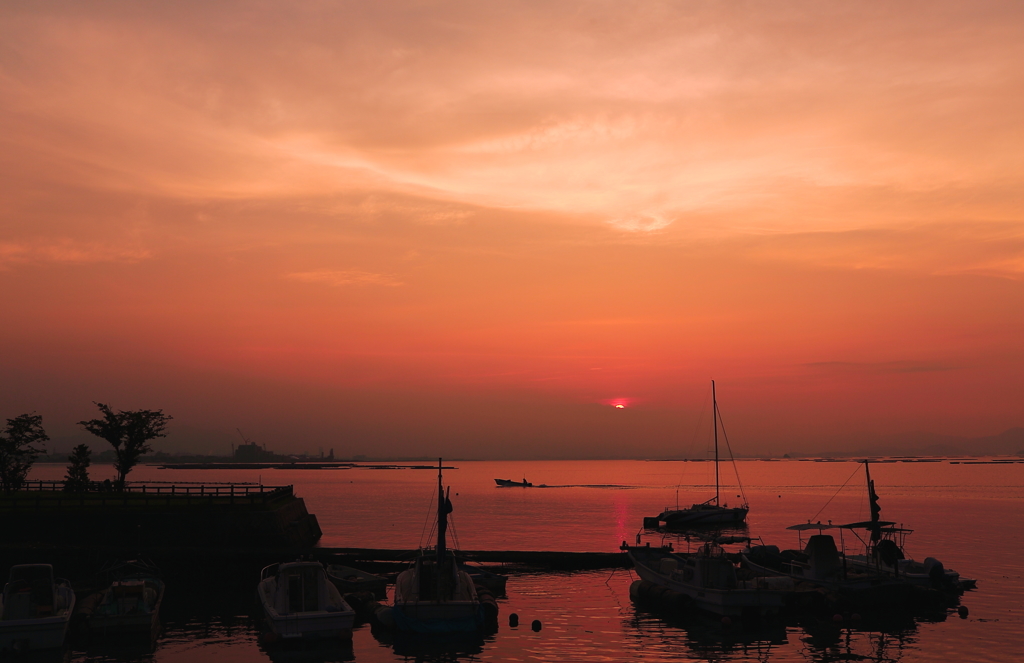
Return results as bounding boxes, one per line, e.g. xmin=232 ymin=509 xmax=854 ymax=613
xmin=713 ymin=380 xmax=719 ymax=505
xmin=437 ymin=457 xmax=447 ymax=565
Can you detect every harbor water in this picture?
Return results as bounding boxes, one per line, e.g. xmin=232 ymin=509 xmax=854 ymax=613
xmin=23 ymin=459 xmax=1024 ymax=662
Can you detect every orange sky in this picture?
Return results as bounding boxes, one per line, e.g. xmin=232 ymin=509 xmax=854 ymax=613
xmin=2 ymin=1 xmax=1022 ymax=457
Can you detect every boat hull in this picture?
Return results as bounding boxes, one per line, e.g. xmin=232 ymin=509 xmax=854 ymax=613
xmin=628 ymin=548 xmax=788 ymax=617
xmin=661 ymin=506 xmax=748 ymax=527
xmin=258 ymin=564 xmax=356 ymax=640
xmin=0 ymin=587 xmax=75 ymax=652
xmin=263 ymin=609 xmax=355 ymax=639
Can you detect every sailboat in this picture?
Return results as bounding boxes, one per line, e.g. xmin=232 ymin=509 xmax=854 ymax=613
xmin=391 ymin=458 xmax=488 ymax=632
xmin=658 ymin=381 xmax=748 ymax=527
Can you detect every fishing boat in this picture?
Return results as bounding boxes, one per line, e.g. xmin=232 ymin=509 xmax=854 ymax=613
xmin=391 ymin=458 xmax=487 ymax=632
xmin=87 ymin=559 xmax=165 ymax=636
xmin=841 ymin=461 xmax=972 ymax=590
xmin=658 ymin=381 xmax=748 ymax=527
xmin=624 ymin=542 xmax=793 ymax=617
xmin=0 ymin=564 xmax=76 ymax=652
xmin=742 ymin=462 xmax=963 ymax=604
xmin=325 ymin=563 xmax=388 ymax=599
xmin=258 ymin=560 xmax=356 ymax=640
xmin=494 ymin=478 xmax=532 ymax=487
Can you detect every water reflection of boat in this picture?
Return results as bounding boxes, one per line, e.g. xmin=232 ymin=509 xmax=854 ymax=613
xmin=0 ymin=564 xmax=76 ymax=653
xmin=391 ymin=458 xmax=488 ymax=632
xmin=258 ymin=561 xmax=356 ymax=640
xmin=624 ymin=543 xmax=793 ymax=617
xmin=626 ymin=602 xmax=789 ymax=660
xmin=494 ymin=478 xmax=532 ymax=487
xmin=657 ymin=381 xmax=748 ymax=528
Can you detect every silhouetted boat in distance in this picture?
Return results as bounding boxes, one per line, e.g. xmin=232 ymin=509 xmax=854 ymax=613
xmin=658 ymin=381 xmax=748 ymax=527
xmin=494 ymin=478 xmax=532 ymax=487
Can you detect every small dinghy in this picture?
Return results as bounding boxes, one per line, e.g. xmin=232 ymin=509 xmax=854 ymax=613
xmin=87 ymin=560 xmax=165 ymax=636
xmin=325 ymin=564 xmax=388 ymax=599
xmin=0 ymin=564 xmax=76 ymax=652
xmin=494 ymin=478 xmax=532 ymax=487
xmin=258 ymin=561 xmax=356 ymax=640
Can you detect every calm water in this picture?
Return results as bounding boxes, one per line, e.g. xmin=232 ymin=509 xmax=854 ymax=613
xmin=26 ymin=459 xmax=1024 ymax=662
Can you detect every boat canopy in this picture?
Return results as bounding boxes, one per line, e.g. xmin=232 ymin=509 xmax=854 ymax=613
xmin=837 ymin=520 xmax=898 ymax=530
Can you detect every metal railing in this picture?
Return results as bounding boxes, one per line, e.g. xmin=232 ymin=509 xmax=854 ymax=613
xmin=0 ymin=482 xmax=294 ymax=509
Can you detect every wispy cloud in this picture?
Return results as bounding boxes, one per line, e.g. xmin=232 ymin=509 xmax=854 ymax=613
xmin=804 ymin=361 xmax=958 ymax=375
xmin=285 ymin=269 xmax=403 ymax=287
xmin=0 ymin=240 xmax=152 ymax=266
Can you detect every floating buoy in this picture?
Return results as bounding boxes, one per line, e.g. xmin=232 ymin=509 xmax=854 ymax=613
xmin=509 ymin=613 xmax=519 ymax=627
xmin=833 ymin=614 xmax=843 ymax=623
xmin=958 ymin=606 xmax=969 ymax=619
xmin=721 ymin=616 xmax=732 ymax=627
xmin=851 ymin=613 xmax=862 ymax=622
xmin=532 ymin=619 xmax=542 ymax=632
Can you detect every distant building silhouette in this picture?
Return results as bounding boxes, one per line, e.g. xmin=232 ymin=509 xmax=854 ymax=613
xmin=234 ymin=442 xmax=277 ymax=463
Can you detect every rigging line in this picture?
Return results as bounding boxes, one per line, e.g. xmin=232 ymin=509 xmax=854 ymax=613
xmin=676 ymin=386 xmax=711 ymax=490
xmin=449 ymin=505 xmax=462 ymax=550
xmin=809 ymin=463 xmax=863 ymax=523
xmin=418 ymin=482 xmax=438 ymax=550
xmin=716 ymin=403 xmax=748 ymax=506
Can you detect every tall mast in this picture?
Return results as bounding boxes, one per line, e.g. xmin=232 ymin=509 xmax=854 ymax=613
xmin=713 ymin=380 xmax=719 ymax=505
xmin=437 ymin=457 xmax=446 ymax=564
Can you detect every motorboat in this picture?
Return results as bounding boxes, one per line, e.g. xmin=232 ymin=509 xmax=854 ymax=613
xmin=258 ymin=560 xmax=356 ymax=639
xmin=87 ymin=559 xmax=165 ymax=636
xmin=657 ymin=381 xmax=748 ymax=527
xmin=494 ymin=478 xmax=532 ymax=487
xmin=0 ymin=564 xmax=76 ymax=652
xmin=391 ymin=458 xmax=488 ymax=632
xmin=834 ymin=461 xmax=973 ymax=590
xmin=742 ymin=462 xmax=964 ymax=605
xmin=625 ymin=542 xmax=793 ymax=617
xmin=325 ymin=563 xmax=388 ymax=599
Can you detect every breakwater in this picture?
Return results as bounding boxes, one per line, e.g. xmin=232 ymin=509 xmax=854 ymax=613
xmin=0 ymin=482 xmax=321 ymax=552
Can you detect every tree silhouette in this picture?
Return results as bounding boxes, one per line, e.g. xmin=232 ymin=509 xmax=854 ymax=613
xmin=79 ymin=403 xmax=171 ymax=488
xmin=0 ymin=413 xmax=49 ymax=494
xmin=63 ymin=444 xmax=92 ymax=492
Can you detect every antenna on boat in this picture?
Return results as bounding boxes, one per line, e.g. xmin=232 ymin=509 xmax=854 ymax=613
xmin=713 ymin=380 xmax=719 ymax=506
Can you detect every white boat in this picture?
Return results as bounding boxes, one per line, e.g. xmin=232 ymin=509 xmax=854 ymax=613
xmin=658 ymin=381 xmax=748 ymax=527
xmin=625 ymin=543 xmax=793 ymax=617
xmin=391 ymin=458 xmax=487 ymax=632
xmin=258 ymin=561 xmax=356 ymax=640
xmin=87 ymin=559 xmax=164 ymax=636
xmin=0 ymin=564 xmax=76 ymax=652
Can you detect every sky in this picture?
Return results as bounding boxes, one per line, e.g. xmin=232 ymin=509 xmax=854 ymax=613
xmin=1 ymin=1 xmax=1022 ymax=458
